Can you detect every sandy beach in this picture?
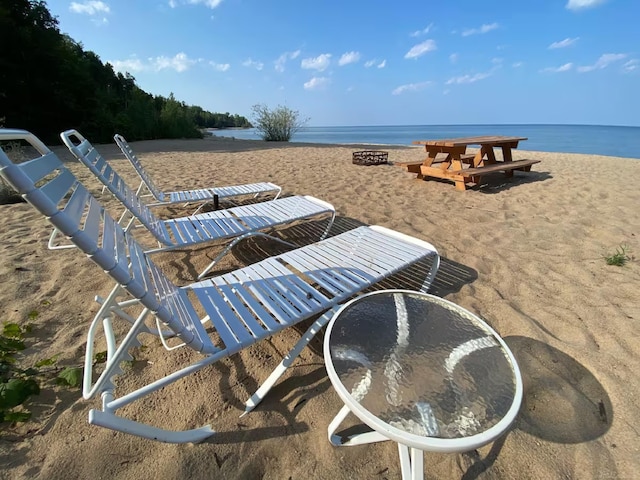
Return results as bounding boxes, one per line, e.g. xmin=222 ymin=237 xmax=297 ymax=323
xmin=1 ymin=135 xmax=639 ymax=479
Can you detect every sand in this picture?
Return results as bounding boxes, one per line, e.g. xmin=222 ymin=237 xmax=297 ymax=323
xmin=0 ymin=135 xmax=638 ymax=479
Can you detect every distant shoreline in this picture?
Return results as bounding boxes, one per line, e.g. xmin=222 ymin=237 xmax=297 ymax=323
xmin=206 ymin=124 xmax=640 ymax=159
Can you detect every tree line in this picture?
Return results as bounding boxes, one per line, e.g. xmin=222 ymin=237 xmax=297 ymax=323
xmin=0 ymin=0 xmax=251 ymax=144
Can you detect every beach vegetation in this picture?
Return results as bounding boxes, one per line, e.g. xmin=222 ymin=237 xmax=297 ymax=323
xmin=251 ymin=104 xmax=308 ymax=142
xmin=1 ymin=323 xmax=43 ymax=423
xmin=2 ymin=1 xmax=251 ymax=144
xmin=604 ymin=245 xmax=631 ymax=266
xmin=0 ymin=318 xmax=81 ymax=425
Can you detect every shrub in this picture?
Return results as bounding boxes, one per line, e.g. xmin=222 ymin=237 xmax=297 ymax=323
xmin=251 ymin=104 xmax=308 ymax=142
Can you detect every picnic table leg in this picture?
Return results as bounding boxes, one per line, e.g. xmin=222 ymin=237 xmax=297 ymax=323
xmin=484 ymin=145 xmax=498 ymax=165
xmin=450 ymin=153 xmax=468 ymax=191
xmin=416 ymin=148 xmax=440 ymax=179
xmin=501 ymin=146 xmax=514 ymax=177
xmin=424 ymin=148 xmax=438 ymax=168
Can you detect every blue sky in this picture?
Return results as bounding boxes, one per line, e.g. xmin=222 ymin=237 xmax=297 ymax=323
xmin=46 ymin=0 xmax=639 ymax=126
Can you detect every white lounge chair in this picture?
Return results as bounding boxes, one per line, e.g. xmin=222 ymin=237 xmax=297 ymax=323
xmin=58 ymin=129 xmax=335 ymax=279
xmin=0 ymin=128 xmax=441 ymax=443
xmin=113 ymin=133 xmax=281 ymax=213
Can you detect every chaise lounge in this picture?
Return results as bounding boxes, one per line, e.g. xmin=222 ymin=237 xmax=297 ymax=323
xmin=0 ymin=128 xmax=441 ymax=443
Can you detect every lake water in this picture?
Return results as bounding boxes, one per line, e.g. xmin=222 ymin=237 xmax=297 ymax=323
xmin=209 ymin=124 xmax=640 ymax=159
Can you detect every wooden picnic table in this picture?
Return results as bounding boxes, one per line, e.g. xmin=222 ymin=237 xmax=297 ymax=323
xmin=396 ymin=135 xmax=540 ymax=191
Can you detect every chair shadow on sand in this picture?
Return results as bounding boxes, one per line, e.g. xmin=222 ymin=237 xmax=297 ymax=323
xmin=458 ymin=335 xmax=615 ymax=480
xmin=182 ymin=216 xmax=480 ymax=446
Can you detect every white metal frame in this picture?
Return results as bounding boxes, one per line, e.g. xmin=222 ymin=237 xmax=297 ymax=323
xmin=55 ymin=130 xmax=335 ymax=279
xmin=0 ymin=130 xmax=441 ymax=444
xmin=323 ymin=290 xmax=523 ymax=480
xmin=113 ymin=133 xmax=282 ymax=214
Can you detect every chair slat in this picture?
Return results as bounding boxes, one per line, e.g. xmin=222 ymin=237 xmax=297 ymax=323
xmin=19 ymin=151 xmax=62 ymax=183
xmin=212 ymin=275 xmax=281 ymax=332
xmin=249 ymin=262 xmax=316 ymax=316
xmin=40 ymin=169 xmax=77 ymax=207
xmin=214 ymin=283 xmax=267 ymax=338
xmin=196 ymin=285 xmax=252 ymax=347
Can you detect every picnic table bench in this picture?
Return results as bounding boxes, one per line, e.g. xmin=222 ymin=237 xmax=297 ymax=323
xmin=398 ymin=135 xmax=540 ymax=191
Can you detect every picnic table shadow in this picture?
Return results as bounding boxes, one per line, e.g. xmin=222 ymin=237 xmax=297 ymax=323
xmin=416 ymin=169 xmax=553 ymax=193
xmin=473 ymin=170 xmax=553 ymax=193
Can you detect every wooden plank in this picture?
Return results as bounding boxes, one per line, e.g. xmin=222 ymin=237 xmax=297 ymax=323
xmin=419 ymin=166 xmax=467 ymax=182
xmin=455 ymin=159 xmax=540 ymax=177
xmin=413 ymin=136 xmax=528 ymax=147
xmin=394 ymin=160 xmax=425 ymax=167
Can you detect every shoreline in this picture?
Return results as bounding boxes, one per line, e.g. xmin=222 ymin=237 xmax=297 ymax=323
xmin=204 ymin=134 xmax=640 ymax=160
xmin=206 ymin=124 xmax=640 ymax=159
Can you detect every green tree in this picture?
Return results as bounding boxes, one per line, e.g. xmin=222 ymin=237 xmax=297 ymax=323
xmin=251 ymin=104 xmax=308 ymax=142
xmin=0 ymin=0 xmax=251 ymax=143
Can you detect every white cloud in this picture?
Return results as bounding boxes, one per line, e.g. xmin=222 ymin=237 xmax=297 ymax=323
xmin=70 ymin=1 xmax=110 ymax=24
xmin=622 ymin=59 xmax=639 ymax=73
xmin=377 ymin=59 xmax=386 ymax=68
xmin=109 ymin=53 xmax=200 ymax=73
xmin=109 ymin=57 xmax=145 ymax=73
xmin=274 ymin=50 xmax=301 ymax=72
xmin=210 ymin=61 xmax=230 ymax=72
xmin=540 ymin=62 xmax=573 ymax=73
xmin=153 ymin=52 xmax=198 ymax=72
xmin=338 ymin=51 xmax=361 ymax=66
xmin=304 ymin=76 xmax=330 ymax=90
xmin=410 ymin=23 xmax=434 ymax=37
xmin=449 ymin=53 xmax=458 ymax=64
xmin=404 ymin=40 xmax=437 ymax=59
xmin=364 ymin=60 xmax=376 ymax=68
xmin=301 ymin=54 xmax=331 ymax=71
xmin=461 ymin=22 xmax=498 ymax=37
xmin=242 ymin=58 xmax=263 ymax=70
xmin=492 ymin=57 xmax=504 ymax=65
xmin=512 ymin=61 xmax=524 ymax=68
xmin=446 ymin=72 xmax=492 ymax=85
xmin=391 ymin=81 xmax=433 ymax=95
xmin=577 ymin=53 xmax=627 ymax=72
xmin=170 ymin=0 xmax=223 ymax=8
xmin=566 ymin=0 xmax=607 ymax=10
xmin=69 ymin=1 xmax=110 ymax=14
xmin=549 ymin=37 xmax=580 ymax=49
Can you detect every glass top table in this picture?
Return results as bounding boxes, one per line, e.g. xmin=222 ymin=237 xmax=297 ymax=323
xmin=323 ymin=290 xmax=523 ymax=480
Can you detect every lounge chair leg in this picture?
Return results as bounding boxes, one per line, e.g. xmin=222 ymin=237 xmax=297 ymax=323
xmin=421 ymin=253 xmax=440 ymax=293
xmin=242 ymin=308 xmax=337 ymax=415
xmin=319 ymin=211 xmax=336 ymax=240
xmin=89 ymin=409 xmax=215 ymax=443
xmin=47 ymin=228 xmax=76 ymax=250
xmin=197 ymin=232 xmax=297 ymax=280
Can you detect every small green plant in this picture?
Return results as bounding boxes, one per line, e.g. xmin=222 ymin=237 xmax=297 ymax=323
xmin=604 ymin=245 xmax=630 ymax=266
xmin=1 ymin=317 xmax=82 ymax=424
xmin=0 ymin=323 xmax=42 ymax=422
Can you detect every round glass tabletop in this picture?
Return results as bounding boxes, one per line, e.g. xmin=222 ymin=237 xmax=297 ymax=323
xmin=324 ymin=290 xmax=523 ymax=453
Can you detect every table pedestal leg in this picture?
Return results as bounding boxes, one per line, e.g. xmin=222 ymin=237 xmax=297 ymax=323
xmin=398 ymin=444 xmax=424 ymax=480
